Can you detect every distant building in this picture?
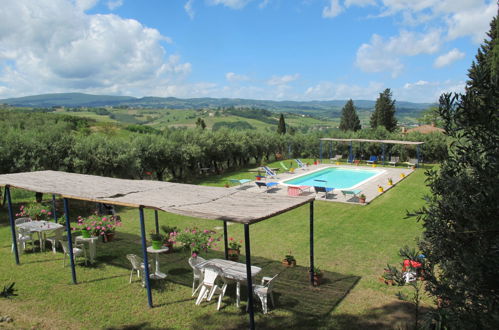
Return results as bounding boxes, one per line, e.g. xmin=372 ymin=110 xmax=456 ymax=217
xmin=403 ymin=123 xmax=444 ymax=134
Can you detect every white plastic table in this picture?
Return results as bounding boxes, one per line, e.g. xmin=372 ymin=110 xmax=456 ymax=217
xmin=75 ymin=236 xmax=99 ymax=263
xmin=195 ymin=258 xmax=262 ymax=307
xmin=17 ymin=220 xmax=64 ymax=252
xmin=147 ymin=246 xmax=169 ymax=279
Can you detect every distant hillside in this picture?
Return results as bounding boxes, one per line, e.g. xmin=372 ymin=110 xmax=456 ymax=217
xmin=0 ymin=93 xmax=432 ymax=109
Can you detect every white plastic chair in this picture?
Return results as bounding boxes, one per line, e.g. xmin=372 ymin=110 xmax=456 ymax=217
xmin=195 ymin=265 xmax=228 ymax=310
xmin=249 ymin=274 xmax=279 ymax=314
xmin=15 ymin=217 xmax=32 ymax=225
xmin=188 ymin=256 xmax=206 ymax=296
xmin=60 ymin=240 xmax=87 ymax=267
xmin=126 ymin=254 xmax=151 ymax=287
xmin=11 ymin=227 xmax=35 ymax=254
xmin=45 ymin=227 xmax=64 ymax=253
xmin=403 ymin=271 xmax=417 ymax=283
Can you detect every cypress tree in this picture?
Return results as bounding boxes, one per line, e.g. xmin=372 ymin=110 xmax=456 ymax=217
xmin=277 ymin=113 xmax=286 ymax=134
xmin=370 ymin=88 xmax=398 ymax=132
xmin=195 ymin=118 xmax=206 ymax=130
xmin=414 ymin=13 xmax=499 ymax=328
xmin=339 ymin=99 xmax=361 ymax=131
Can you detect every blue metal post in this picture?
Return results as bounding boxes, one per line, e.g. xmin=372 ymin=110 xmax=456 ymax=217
xmin=63 ymin=198 xmax=77 ymax=284
xmin=244 ymin=224 xmax=255 ymax=330
xmin=154 ymin=210 xmax=159 ymax=234
xmin=348 ymin=141 xmax=353 ymax=162
xmin=223 ymin=221 xmax=228 ymax=260
xmin=139 ymin=206 xmax=153 ymax=308
xmin=382 ymin=144 xmax=386 ymax=165
xmin=319 ymin=140 xmax=323 ymax=162
xmin=52 ymin=194 xmax=57 ymax=223
xmin=416 ymin=145 xmax=421 ymax=168
xmin=309 ymin=201 xmax=314 ymax=285
xmin=6 ymin=186 xmax=20 ymax=265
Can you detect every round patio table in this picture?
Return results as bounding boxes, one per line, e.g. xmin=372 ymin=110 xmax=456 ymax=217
xmin=147 ymin=246 xmax=169 ymax=279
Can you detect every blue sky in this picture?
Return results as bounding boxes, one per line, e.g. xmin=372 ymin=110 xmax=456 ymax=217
xmin=0 ymin=0 xmax=496 ymax=102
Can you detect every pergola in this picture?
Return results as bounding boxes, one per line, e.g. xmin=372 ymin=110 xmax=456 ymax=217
xmin=0 ymin=170 xmax=316 ymax=330
xmin=319 ymin=138 xmax=424 ymax=166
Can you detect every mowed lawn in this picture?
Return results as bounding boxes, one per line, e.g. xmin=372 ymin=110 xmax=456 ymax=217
xmin=0 ymin=165 xmax=431 ymax=329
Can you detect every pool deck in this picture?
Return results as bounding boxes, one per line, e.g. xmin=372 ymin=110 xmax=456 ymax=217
xmin=242 ymin=163 xmax=415 ymax=205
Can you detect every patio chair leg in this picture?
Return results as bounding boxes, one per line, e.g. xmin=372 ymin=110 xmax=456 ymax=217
xmin=129 ymin=270 xmax=134 ymax=283
xmin=196 ymin=286 xmax=207 ymax=305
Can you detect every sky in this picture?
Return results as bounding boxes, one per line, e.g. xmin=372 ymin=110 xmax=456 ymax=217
xmin=0 ymin=0 xmax=496 ymax=103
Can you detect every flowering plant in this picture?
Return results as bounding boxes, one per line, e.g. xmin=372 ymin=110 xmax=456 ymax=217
xmin=176 ymin=227 xmax=220 ymax=257
xmin=15 ymin=203 xmax=53 ymax=220
xmin=228 ymin=237 xmax=242 ymax=250
xmin=73 ymin=213 xmax=122 ymax=237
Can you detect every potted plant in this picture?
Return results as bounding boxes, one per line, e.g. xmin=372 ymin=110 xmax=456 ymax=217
xmin=400 ymin=173 xmax=406 ymax=178
xmin=387 ymin=177 xmax=393 ymax=186
xmin=358 ymin=194 xmax=366 ymax=203
xmin=224 ymin=181 xmax=230 ymax=188
xmin=256 ymin=170 xmax=262 ymax=181
xmin=282 ymin=252 xmax=296 ymax=267
xmin=176 ymin=227 xmax=220 ymax=257
xmin=74 ymin=213 xmax=122 ymax=242
xmin=16 ymin=203 xmax=53 ymax=221
xmin=150 ymin=232 xmax=165 ymax=250
xmin=311 ymin=266 xmax=323 ymax=286
xmin=227 ymin=237 xmax=242 ymax=261
xmin=161 ymin=225 xmax=179 ymax=253
xmin=378 ymin=185 xmax=384 ymax=193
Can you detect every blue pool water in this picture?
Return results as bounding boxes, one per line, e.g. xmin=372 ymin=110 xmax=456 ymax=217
xmin=284 ymin=167 xmax=383 ymax=189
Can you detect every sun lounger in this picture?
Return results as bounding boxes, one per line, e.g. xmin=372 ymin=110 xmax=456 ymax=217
xmin=255 ymin=181 xmax=279 ymax=192
xmin=366 ymin=155 xmax=377 ymax=165
xmin=262 ymin=166 xmax=279 ymax=179
xmin=229 ymin=179 xmax=251 ymax=186
xmin=280 ymin=162 xmax=295 ymax=174
xmin=295 ymin=159 xmax=308 ymax=170
xmin=340 ymin=189 xmax=362 ymax=200
xmin=313 ymin=186 xmax=334 ymax=199
xmin=287 ymin=185 xmax=311 ymax=196
xmin=388 ymin=156 xmax=399 ymax=167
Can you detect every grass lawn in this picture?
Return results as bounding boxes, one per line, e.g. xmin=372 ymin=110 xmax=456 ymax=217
xmin=0 ymin=164 xmax=432 ymax=329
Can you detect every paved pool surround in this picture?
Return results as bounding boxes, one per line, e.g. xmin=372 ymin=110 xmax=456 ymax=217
xmin=243 ymin=163 xmax=414 ymax=204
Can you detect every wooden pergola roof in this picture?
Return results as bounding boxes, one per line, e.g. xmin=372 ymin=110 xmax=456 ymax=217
xmin=320 ymin=138 xmax=424 ymax=145
xmin=0 ymin=171 xmax=314 ymax=224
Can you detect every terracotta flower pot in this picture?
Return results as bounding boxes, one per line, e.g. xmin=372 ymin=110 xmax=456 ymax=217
xmin=228 ymin=248 xmax=240 ymax=261
xmin=359 ymin=197 xmax=366 ymax=203
xmin=282 ymin=259 xmax=296 ymax=267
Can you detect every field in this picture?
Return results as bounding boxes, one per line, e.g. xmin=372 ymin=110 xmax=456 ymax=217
xmin=0 ymin=163 xmax=432 ymax=329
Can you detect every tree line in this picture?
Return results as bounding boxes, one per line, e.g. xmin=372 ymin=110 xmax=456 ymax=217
xmin=0 ymin=109 xmax=448 ymax=182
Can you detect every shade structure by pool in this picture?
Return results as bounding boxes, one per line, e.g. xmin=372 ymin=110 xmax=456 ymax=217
xmin=284 ymin=167 xmax=384 ymax=189
xmin=0 ymin=170 xmax=316 ymax=330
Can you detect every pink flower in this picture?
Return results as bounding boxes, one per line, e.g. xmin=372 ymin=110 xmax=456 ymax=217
xmin=86 ymin=226 xmax=91 ymax=230
xmin=102 ymin=217 xmax=107 ymax=221
xmin=192 ymin=252 xmax=197 ymax=257
xmin=229 ymin=237 xmax=234 ymax=241
xmin=48 ymin=212 xmax=52 ymax=216
xmin=41 ymin=209 xmax=46 ymax=213
xmin=96 ymin=226 xmax=101 ymax=230
xmin=100 ymin=232 xmax=105 ymax=235
xmin=20 ymin=205 xmax=24 ymax=210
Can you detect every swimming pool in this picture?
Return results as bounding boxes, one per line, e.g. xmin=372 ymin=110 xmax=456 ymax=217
xmin=283 ymin=167 xmax=384 ymax=189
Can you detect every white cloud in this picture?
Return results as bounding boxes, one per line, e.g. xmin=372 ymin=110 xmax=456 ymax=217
xmin=107 ymin=0 xmax=123 ymax=10
xmin=446 ymin=2 xmax=496 ymax=43
xmin=225 ymin=72 xmax=249 ymax=82
xmin=396 ymin=79 xmax=465 ymax=102
xmin=305 ymin=81 xmax=384 ymax=100
xmin=267 ymin=74 xmax=300 ymax=85
xmin=184 ymin=0 xmax=195 ymax=19
xmin=206 ymin=0 xmax=253 ymax=10
xmin=356 ymin=30 xmax=441 ymax=77
xmin=344 ymin=0 xmax=376 ymax=7
xmin=259 ymin=0 xmax=270 ymax=9
xmin=434 ymin=48 xmax=465 ymax=68
xmin=75 ymin=0 xmax=99 ymax=11
xmin=322 ymin=0 xmax=343 ymax=18
xmin=0 ymin=0 xmax=190 ymax=98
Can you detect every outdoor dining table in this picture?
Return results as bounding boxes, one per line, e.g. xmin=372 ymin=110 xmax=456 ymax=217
xmin=147 ymin=246 xmax=169 ymax=279
xmin=17 ymin=220 xmax=64 ymax=252
xmin=75 ymin=236 xmax=99 ymax=263
xmin=195 ymin=258 xmax=262 ymax=307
